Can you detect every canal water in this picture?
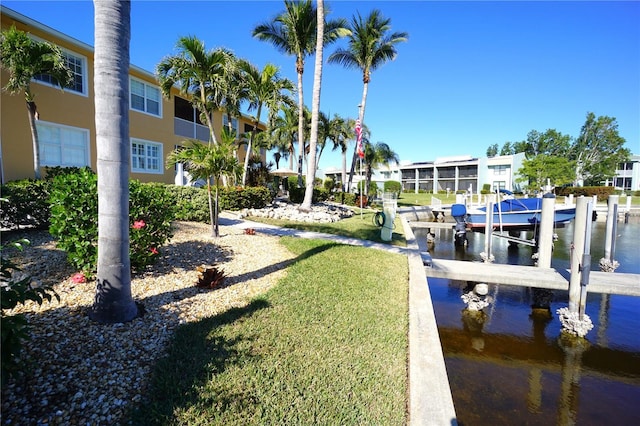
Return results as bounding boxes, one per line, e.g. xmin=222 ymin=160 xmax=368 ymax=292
xmin=414 ymin=221 xmax=640 ymax=425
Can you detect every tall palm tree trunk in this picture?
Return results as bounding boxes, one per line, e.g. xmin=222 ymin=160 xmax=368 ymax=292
xmin=90 ymin=0 xmax=138 ymax=323
xmin=26 ymin=100 xmax=41 ymax=179
xmin=296 ymin=69 xmax=305 ymax=188
xmin=301 ymin=0 xmax=324 ymax=210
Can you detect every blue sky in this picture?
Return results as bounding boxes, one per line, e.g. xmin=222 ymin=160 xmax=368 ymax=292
xmin=4 ymin=0 xmax=639 ymax=171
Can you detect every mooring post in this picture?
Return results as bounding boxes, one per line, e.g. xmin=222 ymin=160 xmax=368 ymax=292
xmin=604 ymin=195 xmax=619 ymax=262
xmin=569 ymin=197 xmax=590 ymax=314
xmin=537 ymin=193 xmax=556 ymax=268
xmin=483 ymin=200 xmax=494 ymax=262
xmin=579 ymin=200 xmax=593 ymax=319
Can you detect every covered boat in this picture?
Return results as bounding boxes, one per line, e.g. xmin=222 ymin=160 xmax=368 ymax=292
xmin=465 ymin=190 xmax=576 ymax=231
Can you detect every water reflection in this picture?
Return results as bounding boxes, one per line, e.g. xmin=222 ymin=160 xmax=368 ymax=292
xmin=415 ymin=222 xmax=640 ymax=425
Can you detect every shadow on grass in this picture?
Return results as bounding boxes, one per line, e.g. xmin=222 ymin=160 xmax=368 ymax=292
xmin=127 ymin=298 xmax=271 ymax=424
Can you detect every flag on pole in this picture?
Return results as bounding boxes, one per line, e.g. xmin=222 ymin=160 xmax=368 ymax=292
xmin=355 ymin=118 xmax=364 ymax=159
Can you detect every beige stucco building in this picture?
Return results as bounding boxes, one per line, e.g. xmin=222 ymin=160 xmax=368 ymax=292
xmin=1 ymin=6 xmax=263 ymax=184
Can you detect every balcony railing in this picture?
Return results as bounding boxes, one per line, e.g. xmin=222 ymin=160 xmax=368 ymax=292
xmin=174 ymin=117 xmax=209 ymax=142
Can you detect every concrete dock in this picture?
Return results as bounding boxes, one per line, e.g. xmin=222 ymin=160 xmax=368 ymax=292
xmin=425 ymin=259 xmax=640 ymax=296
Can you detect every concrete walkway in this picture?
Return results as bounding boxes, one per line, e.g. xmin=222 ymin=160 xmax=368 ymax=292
xmin=219 ymin=212 xmax=458 ymax=425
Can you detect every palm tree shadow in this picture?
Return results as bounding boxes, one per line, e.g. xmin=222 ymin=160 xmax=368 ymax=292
xmin=127 ymin=298 xmax=270 ymax=424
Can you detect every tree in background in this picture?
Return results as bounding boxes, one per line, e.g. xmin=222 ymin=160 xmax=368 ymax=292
xmin=254 ymin=0 xmax=347 ymax=189
xmin=156 ymin=37 xmax=237 ymax=145
xmin=571 ymin=112 xmax=630 ymax=186
xmin=327 ymin=114 xmax=354 ymax=191
xmin=237 ymin=60 xmax=294 ymax=186
xmin=362 ymin=140 xmax=399 ymax=197
xmin=328 ymin=9 xmax=408 ymax=192
xmin=516 ymin=154 xmax=575 ymax=192
xmin=0 ymin=26 xmax=72 ymax=179
xmin=486 ymin=144 xmax=498 ymax=157
xmin=90 ymin=0 xmax=138 ymax=323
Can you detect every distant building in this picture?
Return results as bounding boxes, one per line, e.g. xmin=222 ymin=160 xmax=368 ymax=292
xmin=605 ymin=154 xmax=640 ymax=192
xmin=0 ymin=6 xmax=265 ymax=184
xmin=399 ymin=153 xmax=525 ymax=194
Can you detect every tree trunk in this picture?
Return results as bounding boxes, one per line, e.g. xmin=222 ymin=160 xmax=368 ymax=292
xmin=26 ymin=100 xmax=41 ymax=179
xmin=296 ymin=66 xmax=305 ymax=188
xmin=90 ymin=0 xmax=138 ymax=323
xmin=301 ymin=0 xmax=324 ymax=211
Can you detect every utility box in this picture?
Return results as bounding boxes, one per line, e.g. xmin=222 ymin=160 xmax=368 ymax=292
xmin=381 ymin=192 xmax=397 ymax=242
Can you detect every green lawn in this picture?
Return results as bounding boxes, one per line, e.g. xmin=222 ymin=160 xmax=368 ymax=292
xmin=129 ymin=237 xmax=409 ymax=425
xmin=247 ymin=208 xmax=407 ymax=247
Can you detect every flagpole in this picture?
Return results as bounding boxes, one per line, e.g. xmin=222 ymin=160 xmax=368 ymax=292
xmin=360 ymin=156 xmax=363 ymax=219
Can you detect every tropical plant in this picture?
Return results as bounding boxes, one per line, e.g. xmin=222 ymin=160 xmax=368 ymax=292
xmin=328 ymin=114 xmax=355 ymax=191
xmin=156 ymin=36 xmax=238 ymax=145
xmin=253 ymin=0 xmax=348 ymax=188
xmin=166 ymin=133 xmax=242 ymax=237
xmin=89 ymin=0 xmax=138 ymax=323
xmin=0 ymin=26 xmax=72 ymax=179
xmin=328 ymin=9 xmax=408 ymax=192
xmin=237 ymin=60 xmax=294 ymax=186
xmin=362 ymin=140 xmax=399 ymax=196
xmin=269 ymin=103 xmax=303 ymax=171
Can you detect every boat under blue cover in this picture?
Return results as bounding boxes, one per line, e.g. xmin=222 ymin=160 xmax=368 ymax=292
xmin=465 ymin=196 xmax=576 ymax=231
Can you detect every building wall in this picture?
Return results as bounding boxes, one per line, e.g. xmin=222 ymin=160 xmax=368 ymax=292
xmin=1 ymin=7 xmax=259 ymax=184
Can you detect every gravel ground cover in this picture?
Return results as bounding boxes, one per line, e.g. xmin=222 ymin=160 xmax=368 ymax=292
xmin=1 ymin=220 xmax=296 ymax=425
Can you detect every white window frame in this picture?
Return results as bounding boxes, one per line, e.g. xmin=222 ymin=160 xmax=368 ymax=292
xmin=222 ymin=114 xmax=239 ymax=137
xmin=32 ymin=42 xmax=88 ymax=97
xmin=36 ymin=121 xmax=90 ymax=167
xmin=131 ymin=138 xmax=163 ymax=174
xmin=129 ymin=77 xmax=162 ymax=117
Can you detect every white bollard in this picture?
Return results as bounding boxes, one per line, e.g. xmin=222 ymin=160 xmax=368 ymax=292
xmin=604 ymin=195 xmax=619 ymax=262
xmin=569 ymin=197 xmax=589 ymax=314
xmin=537 ymin=193 xmax=556 ymax=268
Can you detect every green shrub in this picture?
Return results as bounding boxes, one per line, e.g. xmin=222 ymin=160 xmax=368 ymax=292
xmin=368 ymin=181 xmax=379 ymax=196
xmin=163 ymin=185 xmax=211 ymax=222
xmin=288 ymin=187 xmax=330 ymax=204
xmin=1 ymin=236 xmax=59 ymax=385
xmin=128 ymin=181 xmax=175 ymax=270
xmin=0 ymin=179 xmax=51 ymax=230
xmin=220 ymin=186 xmax=272 ymax=210
xmin=48 ymin=168 xmax=99 ymax=274
xmin=324 ymin=177 xmax=335 ymax=192
xmin=48 ymin=168 xmax=175 ymax=276
xmin=384 ymin=180 xmax=401 ymax=196
xmin=556 ymin=185 xmax=615 ymax=201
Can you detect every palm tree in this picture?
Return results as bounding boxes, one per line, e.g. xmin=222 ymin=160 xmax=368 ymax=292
xmin=156 ymin=37 xmax=236 ymax=145
xmin=314 ymin=111 xmax=330 ymax=169
xmin=300 ymin=0 xmax=326 ymax=211
xmin=327 ymin=114 xmax=353 ymax=191
xmin=166 ymin=130 xmax=241 ymax=238
xmin=89 ymin=0 xmax=138 ymax=323
xmin=253 ymin=0 xmax=347 ymax=188
xmin=363 ymin=141 xmax=399 ymax=197
xmin=270 ymin=104 xmax=300 ymax=170
xmin=0 ymin=26 xmax=72 ymax=179
xmin=237 ymin=60 xmax=294 ymax=186
xmin=328 ymin=9 xmax=408 ymax=192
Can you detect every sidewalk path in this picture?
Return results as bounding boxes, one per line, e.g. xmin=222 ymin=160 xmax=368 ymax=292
xmin=219 ymin=211 xmax=458 ymax=425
